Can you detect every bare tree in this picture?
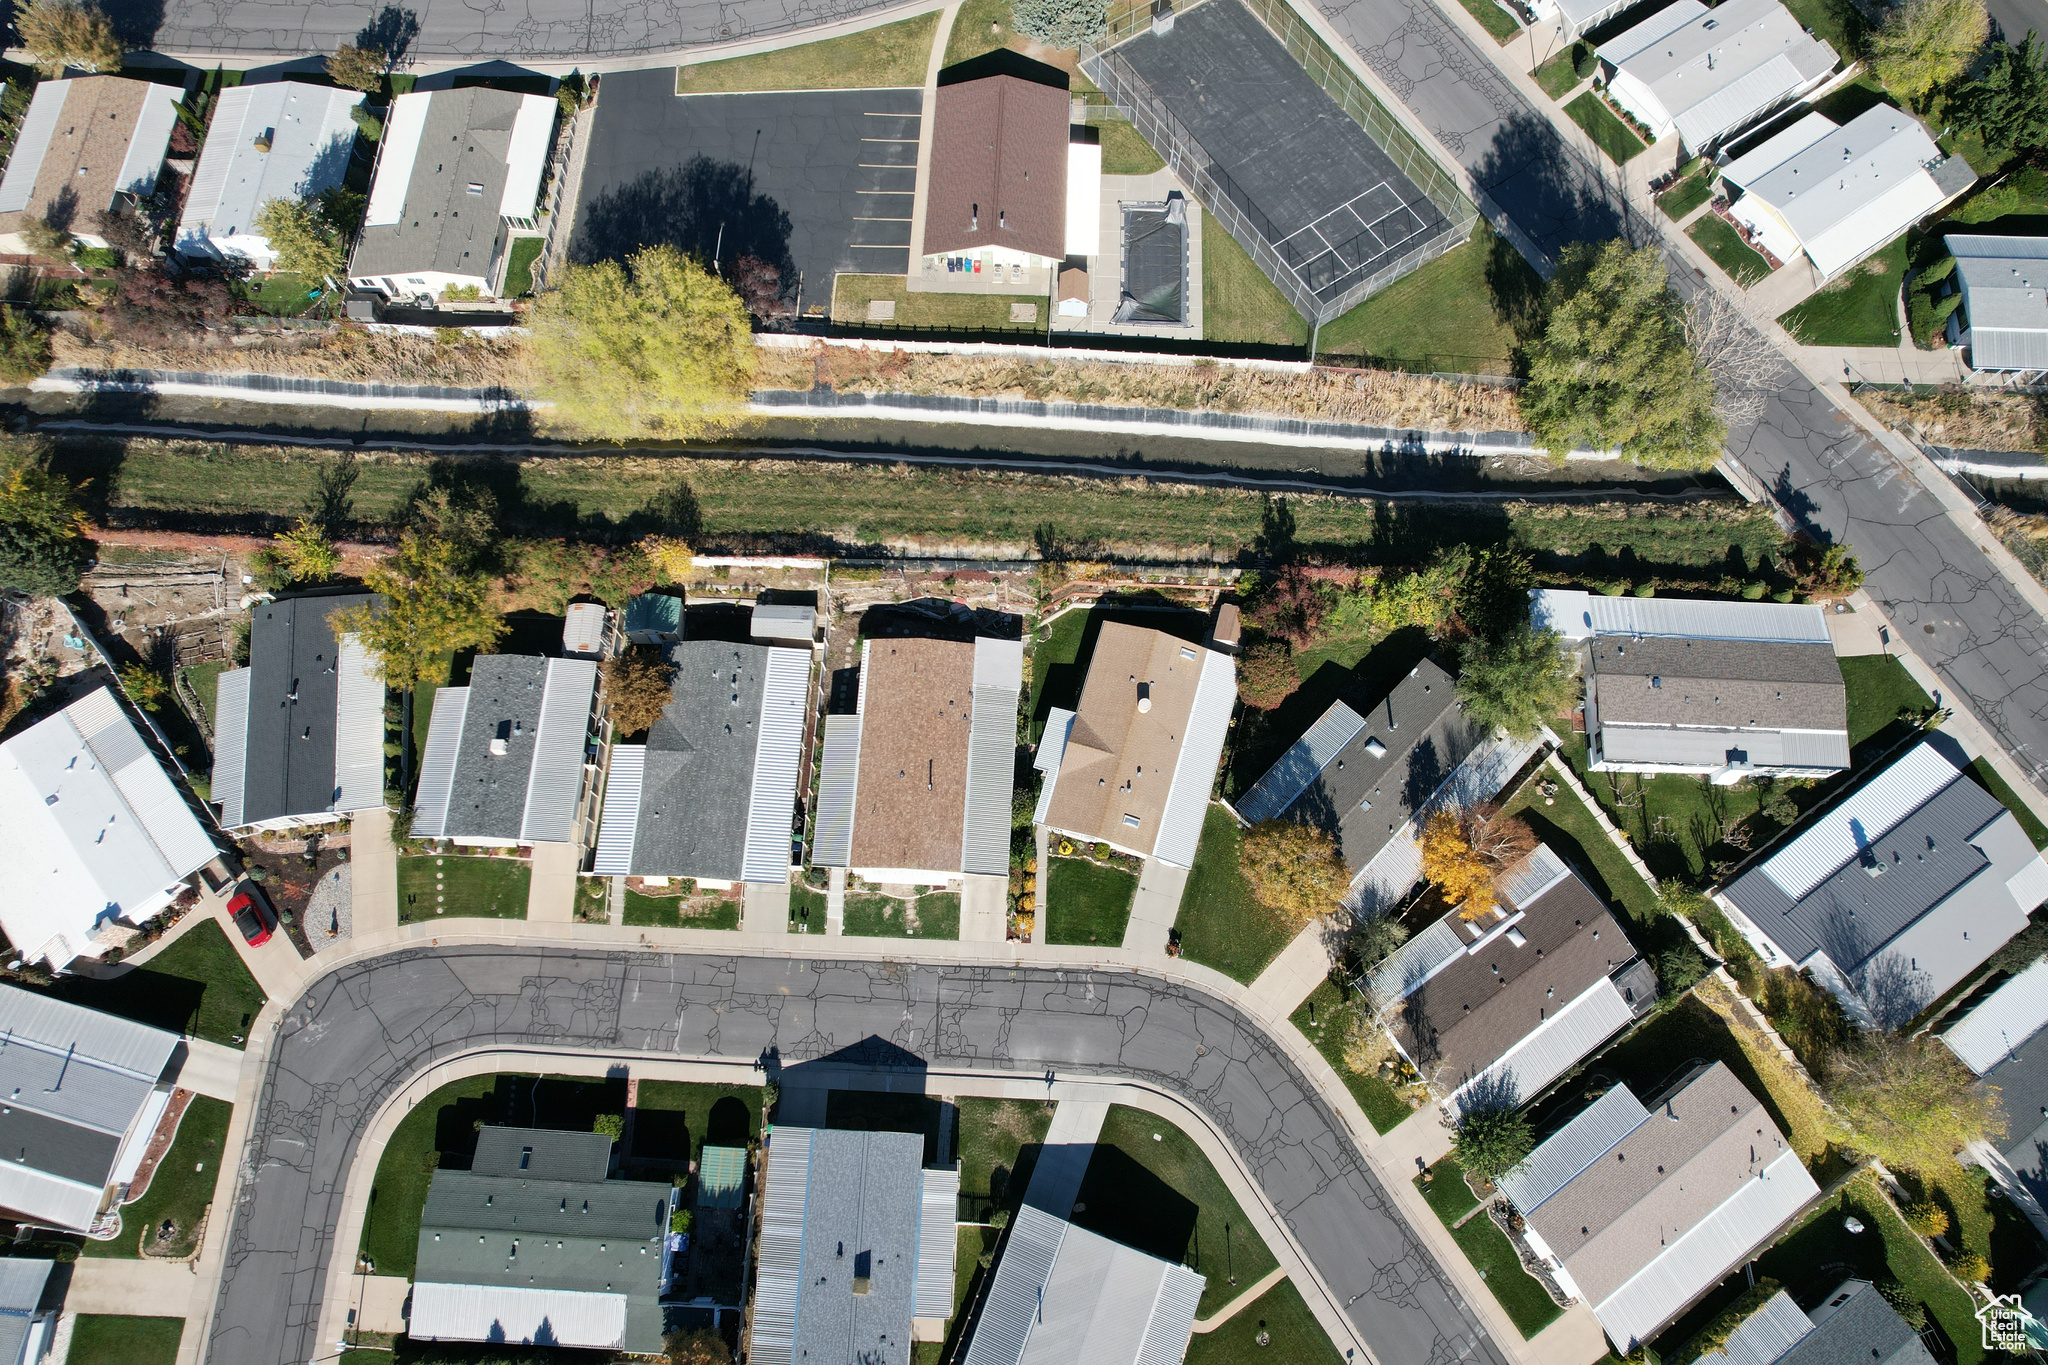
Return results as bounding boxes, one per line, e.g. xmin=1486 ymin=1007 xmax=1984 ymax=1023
xmin=1463 ymin=803 xmax=1538 ymax=871
xmin=1685 ymin=287 xmax=1786 ymax=432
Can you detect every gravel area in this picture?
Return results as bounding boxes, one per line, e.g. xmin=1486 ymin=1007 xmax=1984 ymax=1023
xmin=305 ymin=863 xmax=352 ymax=948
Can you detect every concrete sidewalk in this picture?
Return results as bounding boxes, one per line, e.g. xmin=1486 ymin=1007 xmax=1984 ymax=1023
xmin=525 ymin=842 xmax=581 ymax=923
xmin=1245 ymin=924 xmax=1331 ymax=1021
xmin=1120 ymin=858 xmax=1187 ymax=954
xmin=349 ymin=809 xmax=398 ymax=937
xmin=169 ymin=1038 xmax=245 ymax=1103
xmin=1018 ymin=1099 xmax=1107 ymax=1218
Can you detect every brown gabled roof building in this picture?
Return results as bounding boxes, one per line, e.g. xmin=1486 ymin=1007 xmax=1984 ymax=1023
xmin=0 ymin=77 xmax=180 ymax=245
xmin=922 ymin=58 xmax=1071 ymax=262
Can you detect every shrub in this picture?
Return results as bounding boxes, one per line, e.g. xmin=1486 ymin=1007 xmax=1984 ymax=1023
xmin=327 ymin=41 xmax=384 ymax=91
xmin=1236 ymin=638 xmax=1298 ymax=709
xmin=642 ymin=535 xmax=694 ymax=582
xmin=1238 ymin=820 xmax=1348 ymax=927
xmin=1010 ymin=0 xmax=1107 ymax=48
xmin=1741 ymin=580 xmax=1766 ymax=599
xmin=119 ymin=662 xmax=168 ymax=711
xmin=1875 ymin=1279 xmax=1928 ymax=1330
xmin=1658 ymin=943 xmax=1708 ymax=995
xmin=1947 ymin=1250 xmax=1990 ymax=1282
xmin=592 ymin=1113 xmax=624 ymax=1140
xmin=1452 ymin=1106 xmax=1533 ymax=1184
xmin=1904 ymin=1201 xmax=1950 ymax=1237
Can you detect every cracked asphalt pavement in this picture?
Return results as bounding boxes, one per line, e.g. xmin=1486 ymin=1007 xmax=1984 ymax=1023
xmin=210 ymin=946 xmax=1508 ymax=1365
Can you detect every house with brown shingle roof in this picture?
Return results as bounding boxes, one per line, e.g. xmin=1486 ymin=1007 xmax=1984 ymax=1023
xmin=1033 ymin=621 xmax=1236 ymax=869
xmin=1499 ymin=1061 xmax=1821 ymax=1353
xmin=0 ymin=76 xmax=181 ymax=254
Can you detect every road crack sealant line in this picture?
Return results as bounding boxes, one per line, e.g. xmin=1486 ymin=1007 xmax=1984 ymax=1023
xmin=212 ymin=944 xmax=1514 ymax=1365
xmin=33 ymin=418 xmax=1721 ymax=506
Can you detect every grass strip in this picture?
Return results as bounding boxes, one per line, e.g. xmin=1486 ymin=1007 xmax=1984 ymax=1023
xmin=676 ymin=12 xmax=939 ymax=91
xmin=398 ymin=854 xmax=530 ymax=922
xmin=1566 ymin=92 xmax=1647 ymax=164
xmin=87 ymin=1096 xmax=231 ymax=1259
xmin=1176 ymin=805 xmax=1297 ymax=983
xmin=1418 ymin=1157 xmax=1563 ymax=1337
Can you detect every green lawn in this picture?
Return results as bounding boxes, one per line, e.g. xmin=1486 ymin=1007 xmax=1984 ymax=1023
xmin=1203 ymin=209 xmax=1309 ymax=347
xmin=88 ymin=1096 xmax=230 ymax=1259
xmin=66 ymin=1316 xmax=184 ymax=1365
xmin=1291 ymin=977 xmax=1412 ymax=1132
xmin=1419 ymin=1157 xmax=1563 ymax=1337
xmin=1498 ymin=762 xmax=1661 ymax=922
xmin=1451 ymin=0 xmax=1521 ymax=41
xmin=631 ymin=1079 xmax=761 ymax=1164
xmin=398 ymin=854 xmax=530 ymax=922
xmin=1782 ymin=0 xmax=1860 ymax=61
xmin=359 ymin=1074 xmax=500 ymax=1275
xmin=1314 ymin=222 xmax=1532 ymax=375
xmin=179 ymin=660 xmax=227 ymax=733
xmin=1840 ymin=653 xmax=1934 ymax=752
xmin=1687 ymin=215 xmax=1772 ymax=287
xmin=1098 ymin=117 xmax=1164 ymax=175
xmin=1073 ymin=1105 xmax=1280 ymax=1318
xmin=500 ymin=236 xmax=544 ymax=297
xmin=38 ymin=918 xmax=267 ymax=1047
xmin=831 ymin=273 xmax=1042 ymax=330
xmin=1177 ymin=805 xmax=1296 ymax=983
xmin=1779 ymin=236 xmax=1908 ymax=346
xmin=844 ymin=891 xmax=961 ymax=939
xmin=1565 ymin=92 xmax=1647 ymax=164
xmin=677 ymin=11 xmax=939 ymax=90
xmin=622 ymin=890 xmax=741 ymax=930
xmin=1533 ymin=46 xmax=1587 ymax=99
xmin=234 ymin=271 xmax=325 ymax=317
xmin=1658 ymin=172 xmax=1713 ymax=221
xmin=1044 ymin=857 xmax=1137 ymax=946
xmin=956 ymin=1097 xmax=1055 ymax=1214
xmin=1968 ymin=757 xmax=2048 ymax=849
xmin=1185 ymin=1278 xmax=1343 ymax=1365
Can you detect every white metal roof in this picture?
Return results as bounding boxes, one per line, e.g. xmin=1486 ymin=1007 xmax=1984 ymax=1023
xmin=1940 ymin=955 xmax=2048 ymax=1074
xmin=1949 ymin=233 xmax=2048 ymax=371
xmin=1032 ymin=707 xmax=1075 ymax=825
xmin=1448 ymin=976 xmax=1638 ymax=1114
xmin=1750 ymin=739 xmax=1961 ymax=900
xmin=1065 ymin=140 xmax=1102 ymax=257
xmin=0 ymin=688 xmax=216 ymax=968
xmin=499 ymin=94 xmax=556 ymax=219
xmin=1599 ymin=0 xmax=1836 ymax=150
xmin=590 ymin=745 xmax=644 ymax=876
xmin=561 ymin=603 xmax=606 ymax=656
xmin=750 ymin=602 xmax=816 ymax=642
xmin=915 ymin=1167 xmax=959 ymax=1320
xmin=407 ymin=1282 xmax=628 ymax=1350
xmin=962 ymin=638 xmax=1023 ymax=877
xmin=741 ymin=647 xmax=810 ymax=881
xmin=1153 ymin=649 xmax=1235 ymax=869
xmin=333 ymin=632 xmax=387 ymax=816
xmin=0 ymin=80 xmax=67 ymax=214
xmin=117 ymin=88 xmax=180 ymax=199
xmin=209 ymin=668 xmax=250 ymax=829
xmin=365 ymin=91 xmax=431 ymax=227
xmin=177 ymin=82 xmax=364 ymax=263
xmin=1704 ymin=1289 xmax=1814 ymax=1365
xmin=0 ymin=984 xmax=180 ymax=1083
xmin=1530 ymin=590 xmax=1832 ymax=644
xmin=0 ymin=1160 xmax=102 ymax=1233
xmin=1500 ymin=1083 xmax=1653 ymax=1213
xmin=518 ymin=658 xmax=596 ymax=843
xmin=410 ymin=685 xmax=470 ymax=840
xmin=811 ymin=714 xmax=862 ymax=869
xmin=1234 ymin=699 xmax=1368 ymax=824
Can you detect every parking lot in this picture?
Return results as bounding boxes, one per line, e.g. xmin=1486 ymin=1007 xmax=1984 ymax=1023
xmin=570 ymin=70 xmax=922 ymax=310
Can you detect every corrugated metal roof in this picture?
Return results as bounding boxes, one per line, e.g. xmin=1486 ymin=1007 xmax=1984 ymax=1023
xmin=1531 ymin=590 xmax=1834 ymax=644
xmin=332 ymin=633 xmax=387 ymax=816
xmin=1744 ymin=740 xmax=1962 ymax=901
xmin=1600 ymin=0 xmax=1837 ymax=151
xmin=591 ymin=745 xmax=644 ymax=877
xmin=1448 ymin=977 xmax=1636 ymax=1114
xmin=562 ymin=603 xmax=606 ymax=657
xmin=0 ymin=1258 xmax=52 ymax=1365
xmin=751 ymin=1128 xmax=812 ymax=1365
xmin=0 ymin=1160 xmax=100 ymax=1233
xmin=1235 ymin=700 xmax=1368 ymax=824
xmin=698 ymin=1146 xmax=747 ymax=1210
xmin=1703 ymin=1289 xmax=1813 ymax=1365
xmin=0 ymin=985 xmax=179 ymax=1080
xmin=1368 ymin=913 xmax=1468 ymax=1003
xmin=520 ymin=658 xmax=596 ymax=843
xmin=115 ymin=87 xmax=179 ymax=198
xmin=751 ymin=603 xmax=816 ymax=642
xmin=102 ymin=749 xmax=217 ymax=893
xmin=1500 ymin=1083 xmax=1652 ymax=1213
xmin=225 ymin=668 xmax=276 ymax=823
xmin=742 ymin=648 xmax=810 ymax=882
xmin=1949 ymin=234 xmax=2048 ymax=370
xmin=1033 ymin=708 xmax=1074 ymax=826
xmin=1592 ymin=1148 xmax=1820 ymax=1351
xmin=1137 ymin=1259 xmax=1205 ymax=1365
xmin=1499 ymin=844 xmax=1571 ymax=908
xmin=408 ymin=1282 xmax=628 ymax=1349
xmin=1153 ymin=650 xmax=1234 ymax=869
xmin=0 ymin=81 xmax=66 ymax=214
xmin=1597 ymin=724 xmax=1850 ymax=771
xmin=961 ymin=675 xmax=1018 ymax=877
xmin=964 ymin=1203 xmax=1065 ymax=1365
xmin=411 ymin=686 xmax=470 ymax=840
xmin=178 ymin=82 xmax=363 ymax=263
xmin=812 ymin=715 xmax=863 ymax=869
xmin=1941 ymin=956 xmax=2048 ymax=1074
xmin=915 ymin=1167 xmax=959 ymax=1319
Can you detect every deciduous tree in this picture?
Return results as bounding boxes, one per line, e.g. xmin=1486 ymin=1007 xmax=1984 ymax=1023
xmin=105 ymin=267 xmax=231 ymax=345
xmin=0 ymin=451 xmax=89 ymax=596
xmin=1463 ymin=803 xmax=1536 ymax=871
xmin=1456 ymin=624 xmax=1576 ymax=741
xmin=0 ymin=306 xmax=50 ymax=383
xmin=531 ymin=243 xmax=755 ymax=438
xmin=327 ymin=41 xmax=385 ymax=92
xmin=601 ymin=648 xmax=677 ymax=737
xmin=257 ymin=518 xmax=340 ymax=588
xmin=1522 ymin=241 xmax=1724 ymax=469
xmin=1869 ymin=0 xmax=1987 ymax=103
xmin=254 ymin=197 xmax=345 ymax=280
xmin=1954 ymin=32 xmax=2048 ymax=150
xmin=1451 ymin=1105 xmax=1533 ymax=1184
xmin=1236 ymin=637 xmax=1298 ymax=709
xmin=1419 ymin=809 xmax=1498 ymax=920
xmin=1238 ymin=819 xmax=1348 ymax=928
xmin=15 ymin=0 xmax=124 ymax=76
xmin=665 ymin=1328 xmax=731 ymax=1365
xmin=334 ymin=510 xmax=505 ymax=691
xmin=1822 ymin=1030 xmax=2004 ymax=1172
xmin=17 ymin=214 xmax=72 ymax=261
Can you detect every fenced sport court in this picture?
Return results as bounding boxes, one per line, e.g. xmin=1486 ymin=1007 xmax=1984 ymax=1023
xmin=1084 ymin=0 xmax=1478 ymax=326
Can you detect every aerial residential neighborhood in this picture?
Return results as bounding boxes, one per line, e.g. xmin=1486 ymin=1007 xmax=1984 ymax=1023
xmin=3 ymin=0 xmax=2048 ymax=1359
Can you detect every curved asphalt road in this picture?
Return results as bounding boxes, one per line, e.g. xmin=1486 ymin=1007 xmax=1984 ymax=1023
xmin=210 ymin=945 xmax=1506 ymax=1365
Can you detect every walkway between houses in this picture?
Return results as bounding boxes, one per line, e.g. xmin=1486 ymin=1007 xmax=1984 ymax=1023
xmin=960 ymin=873 xmax=1006 ymax=943
xmin=170 ymin=1038 xmax=244 ymax=1104
xmin=525 ymin=842 xmax=581 ymax=923
xmin=1245 ymin=923 xmax=1333 ymax=1022
xmin=1017 ymin=1099 xmax=1108 ymax=1219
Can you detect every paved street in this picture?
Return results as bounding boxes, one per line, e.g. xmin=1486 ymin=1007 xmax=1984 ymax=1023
xmin=209 ymin=946 xmax=1509 ymax=1365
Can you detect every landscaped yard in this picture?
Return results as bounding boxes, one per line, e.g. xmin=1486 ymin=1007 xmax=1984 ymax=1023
xmin=234 ymin=271 xmax=325 ymax=317
xmin=1687 ymin=215 xmax=1772 ymax=286
xmin=1314 ymin=223 xmax=1533 ymax=375
xmin=1185 ymin=1278 xmax=1343 ymax=1365
xmin=1565 ymin=92 xmax=1647 ymax=164
xmin=831 ymin=273 xmax=1043 ymax=330
xmin=1098 ymin=117 xmax=1165 ymax=175
xmin=1417 ymin=1156 xmax=1562 ymax=1336
xmin=1498 ymin=762 xmax=1662 ymax=923
xmin=1779 ymin=237 xmax=1908 ymax=347
xmin=630 ymin=1079 xmax=761 ymax=1165
xmin=1072 ymin=1105 xmax=1279 ymax=1318
xmin=66 ymin=1316 xmax=184 ymax=1365
xmin=500 ymin=236 xmax=544 ymax=297
xmin=944 ymin=1094 xmax=1060 ymax=1352
xmin=39 ymin=918 xmax=267 ymax=1047
xmin=1533 ymin=45 xmax=1587 ymax=99
xmin=1290 ymin=977 xmax=1413 ymax=1133
xmin=1044 ymin=856 xmax=1138 ymax=946
xmin=397 ymin=854 xmax=530 ymax=922
xmin=1176 ymin=805 xmax=1297 ymax=983
xmin=1840 ymin=653 xmax=1935 ymax=754
xmin=179 ymin=660 xmax=227 ymax=733
xmin=844 ymin=891 xmax=961 ymax=939
xmin=622 ymin=889 xmax=742 ymax=929
xmin=1658 ymin=171 xmax=1713 ymax=221
xmin=1202 ymin=209 xmax=1309 ymax=347
xmin=89 ymin=1096 xmax=230 ymax=1259
xmin=1452 ymin=0 xmax=1522 ymax=41
xmin=676 ymin=11 xmax=938 ymax=90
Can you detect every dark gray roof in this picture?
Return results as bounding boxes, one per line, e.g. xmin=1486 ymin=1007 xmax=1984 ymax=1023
xmin=1983 ymin=1025 xmax=2048 ymax=1207
xmin=441 ymin=655 xmax=547 ymax=841
xmin=0 ymin=1105 xmax=121 ymax=1186
xmin=632 ymin=641 xmax=772 ymax=881
xmin=419 ymin=1170 xmax=665 ymax=1241
xmin=1588 ymin=637 xmax=1847 ymax=731
xmin=472 ymin=1126 xmax=613 ymax=1182
xmin=352 ymin=88 xmax=535 ymax=280
xmin=794 ymin=1130 xmax=923 ymax=1365
xmin=240 ymin=594 xmax=374 ymax=824
xmin=1722 ymin=776 xmax=2004 ymax=973
xmin=1260 ymin=659 xmax=1484 ymax=875
xmin=1781 ymin=1279 xmax=1937 ymax=1365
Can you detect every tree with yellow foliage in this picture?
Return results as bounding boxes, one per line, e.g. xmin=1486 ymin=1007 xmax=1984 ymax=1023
xmin=641 ymin=536 xmax=695 ymax=583
xmin=1419 ymin=809 xmax=1497 ymax=920
xmin=1237 ymin=819 xmax=1348 ymax=929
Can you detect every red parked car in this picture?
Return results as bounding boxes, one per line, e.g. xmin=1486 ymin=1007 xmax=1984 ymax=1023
xmin=227 ymin=889 xmax=273 ymax=946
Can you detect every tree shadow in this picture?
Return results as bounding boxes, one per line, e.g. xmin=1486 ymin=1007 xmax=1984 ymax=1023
xmin=1484 ymin=224 xmax=1548 ymax=358
xmin=705 ymin=1096 xmax=752 ymax=1147
xmin=570 ymin=156 xmax=796 ymax=295
xmin=356 ymin=4 xmax=421 ymax=65
xmin=1471 ymin=110 xmax=1628 ymax=268
xmin=98 ymin=0 xmax=167 ymax=50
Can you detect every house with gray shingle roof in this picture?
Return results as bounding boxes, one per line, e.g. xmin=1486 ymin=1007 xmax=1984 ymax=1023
xmin=412 ymin=654 xmax=599 ymax=849
xmin=1697 ymin=1278 xmax=1937 ymax=1365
